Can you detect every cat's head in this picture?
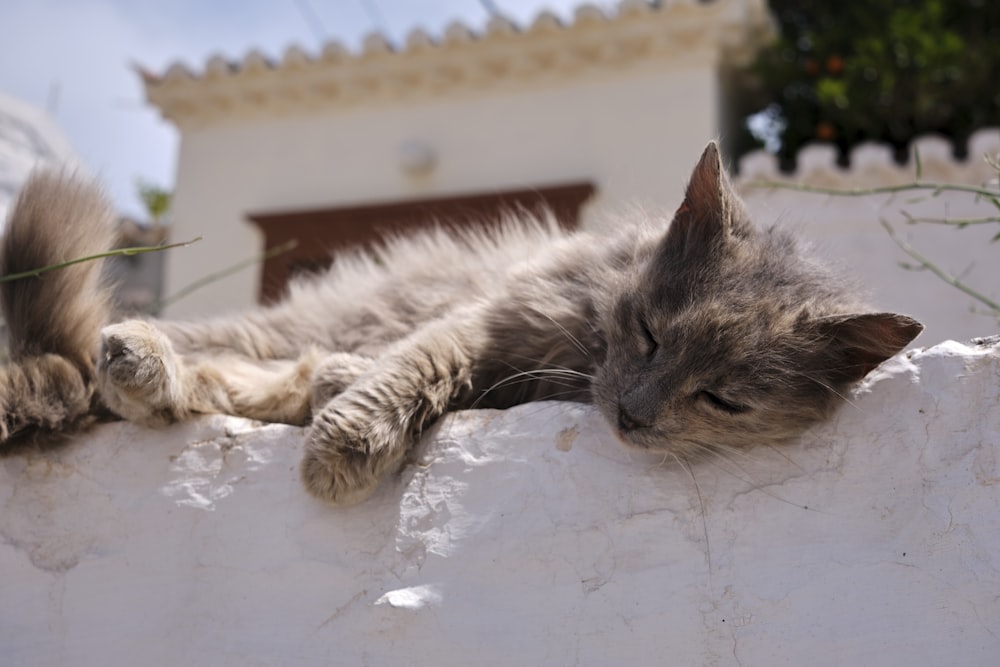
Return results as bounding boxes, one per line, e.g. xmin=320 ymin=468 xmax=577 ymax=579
xmin=591 ymin=142 xmax=923 ymax=458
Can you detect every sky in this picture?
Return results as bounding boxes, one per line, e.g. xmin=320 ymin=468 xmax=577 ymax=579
xmin=0 ymin=0 xmax=598 ymax=218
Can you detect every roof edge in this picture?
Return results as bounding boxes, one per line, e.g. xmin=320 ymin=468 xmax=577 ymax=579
xmin=143 ymin=0 xmax=775 ymax=128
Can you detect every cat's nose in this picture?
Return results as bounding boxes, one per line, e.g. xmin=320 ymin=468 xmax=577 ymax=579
xmin=617 ymin=406 xmax=649 ymax=433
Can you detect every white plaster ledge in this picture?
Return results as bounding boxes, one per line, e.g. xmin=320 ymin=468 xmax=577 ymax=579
xmin=2 ymin=337 xmax=999 ymax=666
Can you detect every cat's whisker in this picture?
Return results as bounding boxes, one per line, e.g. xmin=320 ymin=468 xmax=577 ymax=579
xmin=535 ymin=311 xmax=594 ymax=359
xmin=714 ymin=440 xmax=803 ymax=474
xmin=471 ymin=369 xmax=587 ymax=408
xmin=687 ymin=438 xmax=762 ymax=467
xmin=793 ymin=370 xmax=863 ymax=411
xmin=490 ymin=395 xmax=591 ymax=425
xmin=537 ymin=389 xmax=592 ymax=401
xmin=671 ymin=452 xmax=713 ymax=586
xmin=508 ymin=388 xmax=592 ymax=406
xmin=493 ymin=357 xmax=589 ymax=378
xmin=488 ymin=369 xmax=589 ymax=389
xmin=690 ymin=441 xmax=815 ymax=511
xmin=499 ymin=355 xmax=595 ymax=380
xmin=755 ymin=441 xmax=807 ymax=473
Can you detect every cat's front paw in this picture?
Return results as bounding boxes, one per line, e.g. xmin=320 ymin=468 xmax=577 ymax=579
xmin=300 ymin=400 xmax=408 ymax=505
xmin=97 ymin=320 xmax=181 ymax=426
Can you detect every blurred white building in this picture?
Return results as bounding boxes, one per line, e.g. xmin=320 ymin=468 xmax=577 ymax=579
xmin=143 ymin=0 xmax=774 ymax=314
xmin=0 ymin=91 xmax=86 ymax=225
xmin=143 ymin=0 xmax=998 ymax=341
xmin=0 ymin=91 xmax=166 ymax=315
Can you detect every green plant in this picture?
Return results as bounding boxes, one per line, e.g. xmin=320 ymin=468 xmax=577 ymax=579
xmin=136 ymin=179 xmax=172 ymax=225
xmin=0 ymin=238 xmax=201 ymax=284
xmin=738 ymin=0 xmax=1000 ymax=168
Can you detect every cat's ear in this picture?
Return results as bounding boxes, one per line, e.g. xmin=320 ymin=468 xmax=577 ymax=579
xmin=661 ymin=142 xmax=747 ymax=258
xmin=810 ymin=312 xmax=924 ymax=383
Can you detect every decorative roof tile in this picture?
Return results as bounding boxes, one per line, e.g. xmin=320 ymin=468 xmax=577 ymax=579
xmin=144 ymin=0 xmax=774 ymax=127
xmin=736 ymin=128 xmax=1000 ymax=188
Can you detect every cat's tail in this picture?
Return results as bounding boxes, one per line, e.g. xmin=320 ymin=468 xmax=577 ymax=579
xmin=0 ymin=172 xmax=117 ymax=446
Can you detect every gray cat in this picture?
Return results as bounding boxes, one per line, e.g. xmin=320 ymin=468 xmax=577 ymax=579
xmin=0 ymin=144 xmax=922 ymax=504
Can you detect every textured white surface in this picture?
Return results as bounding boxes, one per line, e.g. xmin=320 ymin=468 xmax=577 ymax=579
xmin=2 ymin=338 xmax=999 ymax=666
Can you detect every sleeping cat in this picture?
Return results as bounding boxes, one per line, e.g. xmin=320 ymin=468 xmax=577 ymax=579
xmin=0 ymin=143 xmax=922 ymax=504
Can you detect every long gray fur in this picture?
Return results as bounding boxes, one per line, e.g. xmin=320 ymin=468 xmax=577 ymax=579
xmin=0 ymin=143 xmax=923 ymax=503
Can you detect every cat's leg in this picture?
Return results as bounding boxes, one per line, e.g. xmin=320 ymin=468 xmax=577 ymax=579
xmin=153 ymin=311 xmax=308 ymax=360
xmin=310 ymin=353 xmax=375 ymax=407
xmin=97 ymin=320 xmax=371 ymax=426
xmin=301 ymin=313 xmax=479 ymax=505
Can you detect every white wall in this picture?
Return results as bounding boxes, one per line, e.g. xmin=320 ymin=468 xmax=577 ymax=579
xmin=737 ymin=129 xmax=1000 ymax=344
xmin=168 ymin=122 xmax=1000 ymax=344
xmin=164 ymin=61 xmax=718 ymax=317
xmin=2 ymin=337 xmax=999 ymax=666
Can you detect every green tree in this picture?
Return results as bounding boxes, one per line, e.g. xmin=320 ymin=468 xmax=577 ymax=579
xmin=738 ymin=0 xmax=1000 ymax=168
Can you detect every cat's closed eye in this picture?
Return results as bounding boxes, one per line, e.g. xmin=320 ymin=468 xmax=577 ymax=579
xmin=697 ymin=390 xmax=750 ymax=415
xmin=638 ymin=316 xmax=658 ymax=358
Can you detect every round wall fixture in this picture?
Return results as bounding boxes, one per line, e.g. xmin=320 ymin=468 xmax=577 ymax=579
xmin=398 ymin=140 xmax=437 ymax=175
